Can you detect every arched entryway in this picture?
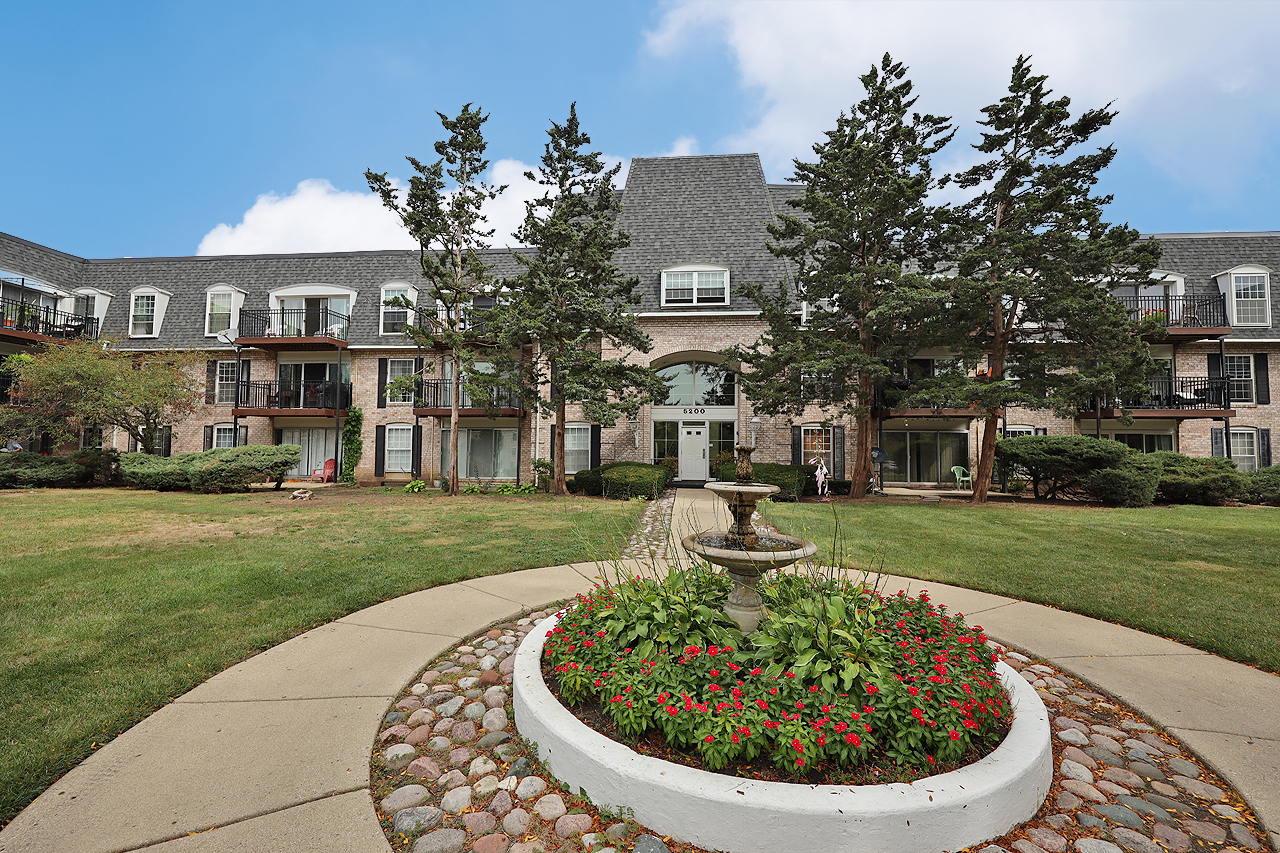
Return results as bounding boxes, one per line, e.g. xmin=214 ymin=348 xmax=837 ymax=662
xmin=650 ymin=353 xmax=738 ymax=481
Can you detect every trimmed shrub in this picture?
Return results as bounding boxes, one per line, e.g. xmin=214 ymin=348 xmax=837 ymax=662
xmin=69 ymin=447 xmax=121 ymax=485
xmin=119 ymin=453 xmax=194 ymax=491
xmin=188 ymin=445 xmax=300 ymax=493
xmin=1149 ymin=451 xmax=1248 ymax=506
xmin=1084 ymin=454 xmax=1161 ymax=507
xmin=121 ymin=445 xmax=301 ymax=493
xmin=714 ymin=461 xmax=816 ymax=501
xmin=995 ymin=435 xmax=1133 ymax=500
xmin=601 ymin=463 xmax=670 ymax=499
xmin=0 ymin=453 xmax=82 ymax=488
xmin=1245 ymin=465 xmax=1280 ymax=506
xmin=570 ymin=461 xmax=637 ymax=497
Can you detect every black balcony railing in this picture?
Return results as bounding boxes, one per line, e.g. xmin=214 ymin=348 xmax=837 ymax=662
xmin=1114 ymin=294 xmax=1229 ymax=329
xmin=238 ymin=307 xmax=349 ymax=340
xmin=1084 ymin=376 xmax=1230 ymax=412
xmin=0 ymin=297 xmax=100 ymax=339
xmin=417 ymin=379 xmax=522 ymax=410
xmin=236 ymin=380 xmax=352 ymax=410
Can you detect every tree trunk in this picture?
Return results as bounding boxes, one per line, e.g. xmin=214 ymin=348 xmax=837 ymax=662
xmin=851 ymin=411 xmax=872 ymax=498
xmin=552 ymin=397 xmax=568 ymax=496
xmin=448 ymin=351 xmax=461 ymax=496
xmin=971 ymin=409 xmax=999 ymax=503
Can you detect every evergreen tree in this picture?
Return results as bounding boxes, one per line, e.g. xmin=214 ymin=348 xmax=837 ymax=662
xmin=365 ymin=104 xmax=506 ymax=496
xmin=489 ymin=104 xmax=665 ymax=495
xmin=929 ymin=56 xmax=1161 ymax=502
xmin=731 ymin=54 xmax=952 ymax=497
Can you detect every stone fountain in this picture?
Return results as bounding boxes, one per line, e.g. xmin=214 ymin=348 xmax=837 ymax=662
xmin=681 ymin=445 xmax=817 ymax=632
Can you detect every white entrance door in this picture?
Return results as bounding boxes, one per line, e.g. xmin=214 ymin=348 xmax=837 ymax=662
xmin=678 ymin=422 xmax=707 ymax=481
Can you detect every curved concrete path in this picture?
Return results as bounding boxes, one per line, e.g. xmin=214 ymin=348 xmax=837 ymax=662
xmin=2 ymin=490 xmax=1277 ymax=853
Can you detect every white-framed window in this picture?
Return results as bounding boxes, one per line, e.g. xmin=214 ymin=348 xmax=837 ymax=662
xmin=441 ymin=428 xmax=518 ymax=479
xmin=1004 ymin=425 xmax=1035 ymax=438
xmin=802 ymin=425 xmax=833 ymax=472
xmin=564 ymin=424 xmax=591 ymax=475
xmin=79 ymin=426 xmax=103 ymax=449
xmin=387 ymin=358 xmax=415 ymax=404
xmin=216 ymin=361 xmax=238 ymax=405
xmin=206 ymin=292 xmax=233 ymax=335
xmin=385 ymin=425 xmax=414 ymax=473
xmin=74 ymin=293 xmax=96 ymax=318
xmin=213 ymin=423 xmax=237 ymax=449
xmin=1231 ymin=428 xmax=1258 ymax=472
xmin=382 ymin=286 xmax=413 ymax=335
xmin=131 ymin=294 xmax=156 ymax=336
xmin=661 ymin=265 xmax=729 ymax=307
xmin=1232 ymin=273 xmax=1270 ymax=326
xmin=1225 ymin=354 xmax=1255 ymax=404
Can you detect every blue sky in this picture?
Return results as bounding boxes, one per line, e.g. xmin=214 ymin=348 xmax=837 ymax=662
xmin=4 ymin=1 xmax=1280 ymax=260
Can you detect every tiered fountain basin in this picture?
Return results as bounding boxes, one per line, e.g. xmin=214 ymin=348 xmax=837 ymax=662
xmin=513 ymin=608 xmax=1053 ymax=853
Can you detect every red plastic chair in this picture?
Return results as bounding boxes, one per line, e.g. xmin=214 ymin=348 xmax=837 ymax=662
xmin=310 ymin=458 xmax=336 ymax=483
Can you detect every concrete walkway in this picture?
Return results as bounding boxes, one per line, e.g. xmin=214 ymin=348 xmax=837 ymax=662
xmin=2 ymin=490 xmax=1277 ymax=852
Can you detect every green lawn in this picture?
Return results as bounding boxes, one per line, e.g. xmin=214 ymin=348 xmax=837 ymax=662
xmin=0 ymin=487 xmax=642 ymax=827
xmin=763 ymin=498 xmax=1280 ymax=676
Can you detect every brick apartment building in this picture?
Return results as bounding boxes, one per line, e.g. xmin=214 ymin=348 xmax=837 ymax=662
xmin=0 ymin=154 xmax=1274 ymax=484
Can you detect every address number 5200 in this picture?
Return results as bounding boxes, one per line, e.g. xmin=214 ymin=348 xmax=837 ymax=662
xmin=682 ymin=408 xmax=706 ymax=415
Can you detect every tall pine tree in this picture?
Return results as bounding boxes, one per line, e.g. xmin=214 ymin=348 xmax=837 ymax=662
xmin=732 ymin=54 xmax=952 ymax=497
xmin=365 ymin=104 xmax=506 ymax=495
xmin=489 ymin=104 xmax=665 ymax=495
xmin=929 ymin=56 xmax=1161 ymax=502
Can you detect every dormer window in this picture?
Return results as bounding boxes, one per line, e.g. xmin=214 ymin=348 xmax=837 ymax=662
xmin=1215 ymin=265 xmax=1272 ymax=327
xmin=662 ymin=265 xmax=729 ymax=307
xmin=129 ymin=286 xmax=172 ymax=338
xmin=203 ymin=285 xmax=246 ymax=337
xmin=382 ymin=285 xmax=411 ymax=334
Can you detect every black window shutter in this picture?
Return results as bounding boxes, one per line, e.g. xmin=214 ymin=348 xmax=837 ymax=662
xmin=411 ymin=425 xmax=423 ymax=478
xmin=203 ymin=425 xmax=214 ymax=451
xmin=129 ymin=434 xmax=137 ymax=453
xmin=238 ymin=425 xmax=249 ymax=446
xmin=590 ymin=424 xmax=602 ymax=469
xmin=832 ymin=425 xmax=845 ymax=480
xmin=1254 ymin=354 xmax=1270 ymax=405
xmin=549 ymin=425 xmax=556 ymax=460
xmin=374 ymin=425 xmax=386 ymax=476
xmin=162 ymin=427 xmax=172 ymax=458
xmin=377 ymin=358 xmax=388 ymax=408
xmin=205 ymin=360 xmax=217 ymax=404
xmin=1259 ymin=428 xmax=1272 ymax=468
xmin=1211 ymin=427 xmax=1225 ymax=457
xmin=274 ymin=428 xmax=283 ymax=446
xmin=1035 ymin=428 xmax=1048 ymax=436
xmin=414 ymin=357 xmax=425 ymax=406
xmin=1207 ymin=353 xmax=1224 ymax=378
xmin=791 ymin=426 xmax=802 ymax=465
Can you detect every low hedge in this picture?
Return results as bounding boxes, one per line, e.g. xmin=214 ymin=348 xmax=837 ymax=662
xmin=0 ymin=453 xmax=83 ymax=488
xmin=1083 ymin=454 xmax=1161 ymax=507
xmin=714 ymin=461 xmax=816 ymax=501
xmin=600 ymin=463 xmax=670 ymax=499
xmin=995 ymin=435 xmax=1133 ymax=500
xmin=121 ymin=445 xmax=301 ymax=493
xmin=1245 ymin=465 xmax=1280 ymax=506
xmin=1148 ymin=452 xmax=1248 ymax=506
xmin=570 ymin=462 xmax=645 ymax=496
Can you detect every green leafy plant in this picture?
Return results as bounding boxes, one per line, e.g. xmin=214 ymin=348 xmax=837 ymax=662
xmin=1244 ymin=465 xmax=1280 ymax=506
xmin=544 ymin=576 xmax=1008 ymax=776
xmin=1149 ymin=451 xmax=1247 ymax=506
xmin=340 ymin=407 xmax=363 ymax=484
xmin=462 ymin=483 xmax=484 ymax=495
xmin=533 ymin=458 xmax=554 ymax=492
xmin=403 ymin=479 xmax=427 ymax=494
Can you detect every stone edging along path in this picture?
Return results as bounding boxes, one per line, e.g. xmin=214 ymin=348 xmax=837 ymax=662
xmin=372 ymin=603 xmax=1275 ymax=853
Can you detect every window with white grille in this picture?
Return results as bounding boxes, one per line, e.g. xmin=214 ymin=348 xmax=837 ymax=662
xmin=216 ymin=361 xmax=238 ymax=404
xmin=564 ymin=425 xmax=591 ymax=475
xmin=662 ymin=267 xmax=729 ymax=306
xmin=1225 ymin=355 xmax=1255 ymax=403
xmin=1231 ymin=428 xmax=1258 ymax=472
xmin=386 ymin=425 xmax=413 ymax=473
xmin=387 ymin=359 xmax=415 ymax=404
xmin=1233 ymin=274 xmax=1270 ymax=326
xmin=132 ymin=295 xmax=156 ymax=336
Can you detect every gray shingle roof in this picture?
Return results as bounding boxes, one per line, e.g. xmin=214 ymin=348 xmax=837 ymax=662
xmin=1148 ymin=232 xmax=1280 ymax=339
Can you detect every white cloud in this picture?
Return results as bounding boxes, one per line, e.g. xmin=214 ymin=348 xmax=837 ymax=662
xmin=663 ymin=135 xmax=701 ymax=157
xmin=197 ymin=179 xmax=417 ymax=256
xmin=646 ymin=1 xmax=1280 ymax=200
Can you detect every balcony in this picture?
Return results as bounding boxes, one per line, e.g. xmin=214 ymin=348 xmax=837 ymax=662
xmin=236 ymin=307 xmax=350 ymax=350
xmin=413 ymin=379 xmax=524 ymax=417
xmin=1078 ymin=376 xmax=1234 ymax=419
xmin=1114 ymin=294 xmax=1230 ymax=338
xmin=0 ymin=296 xmax=99 ymax=343
xmin=233 ymin=380 xmax=352 ymax=416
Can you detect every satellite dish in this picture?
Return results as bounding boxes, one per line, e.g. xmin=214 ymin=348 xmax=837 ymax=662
xmin=215 ymin=327 xmax=239 ymax=345
xmin=870 ymin=447 xmax=888 ymax=463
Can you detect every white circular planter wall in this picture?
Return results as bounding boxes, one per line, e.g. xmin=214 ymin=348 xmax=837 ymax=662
xmin=513 ymin=611 xmax=1052 ymax=853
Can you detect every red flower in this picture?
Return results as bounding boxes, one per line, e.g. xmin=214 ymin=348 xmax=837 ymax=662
xmin=833 ymin=722 xmax=848 ymax=733
xmin=908 ymin=686 xmax=919 ymax=696
xmin=865 ymin=684 xmax=879 ymax=695
xmin=796 ymin=758 xmax=805 ymax=766
xmin=785 ymin=672 xmax=796 ymax=679
xmin=705 ymin=734 xmax=714 ymax=743
xmin=731 ymin=734 xmax=739 ymax=743
xmin=809 ymin=685 xmax=820 ymax=693
xmin=845 ymin=733 xmax=861 ymax=746
xmin=666 ymin=706 xmax=678 ymax=716
xmin=709 ymin=669 xmax=720 ymax=677
xmin=750 ymin=667 xmax=763 ymax=676
xmin=795 ymin=701 xmax=805 ymax=710
xmin=708 ymin=684 xmax=723 ymax=692
xmin=791 ymin=739 xmax=804 ymax=752
xmin=949 ymin=730 xmax=961 ymax=740
xmin=756 ymin=699 xmax=769 ymax=710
